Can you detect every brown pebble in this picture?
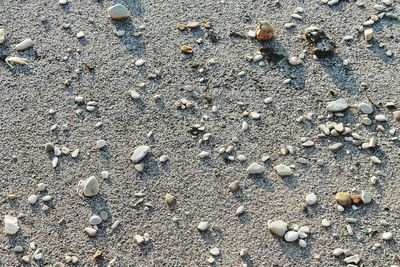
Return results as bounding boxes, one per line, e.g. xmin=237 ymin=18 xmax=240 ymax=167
xmin=335 ymin=192 xmax=352 ymax=207
xmin=256 ymin=20 xmax=275 ymax=41
xmin=181 ymin=45 xmax=193 ymax=54
xmin=351 ymin=194 xmax=363 ymax=205
xmin=93 ymin=250 xmax=103 ymax=259
xmin=177 ymin=23 xmax=186 ymax=31
xmin=203 ymin=21 xmax=212 ymax=29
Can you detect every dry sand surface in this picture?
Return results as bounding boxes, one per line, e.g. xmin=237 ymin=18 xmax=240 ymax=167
xmin=1 ymin=0 xmax=400 ymax=266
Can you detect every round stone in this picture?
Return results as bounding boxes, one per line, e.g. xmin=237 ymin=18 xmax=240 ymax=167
xmin=375 ymin=114 xmax=388 ymax=122
xmin=229 ymin=181 xmax=240 ymax=192
xmin=268 ymin=220 xmax=288 ymax=237
xmin=85 ymin=227 xmax=97 ymax=237
xmin=326 ymin=98 xmax=348 ymax=112
xmin=335 ymin=192 xmax=351 ymax=207
xmin=358 ymin=102 xmax=373 ymax=114
xmin=305 ymin=193 xmax=317 ymax=205
xmin=135 ymin=59 xmax=146 ymax=66
xmin=28 ymin=195 xmax=38 ymax=204
xmin=299 ymin=239 xmax=307 ymax=248
xmin=321 ymin=219 xmax=331 ymax=227
xmin=197 ymin=221 xmax=209 ymax=231
xmin=89 ymin=215 xmax=102 ymax=225
xmin=382 ymin=232 xmax=393 ymax=240
xmin=42 ymin=195 xmax=52 ymax=202
xmin=95 ymin=140 xmax=107 ymax=149
xmin=284 ymin=231 xmax=299 ymax=242
xmin=210 ymin=247 xmax=220 ymax=256
xmin=100 ymin=211 xmax=108 ymax=220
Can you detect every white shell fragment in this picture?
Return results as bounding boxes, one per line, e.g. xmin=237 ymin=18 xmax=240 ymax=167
xmin=4 ymin=215 xmax=19 ymax=235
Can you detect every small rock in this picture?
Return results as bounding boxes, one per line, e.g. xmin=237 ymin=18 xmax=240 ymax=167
xmin=382 ymin=232 xmax=393 ymax=240
xmin=28 ymin=195 xmax=38 ymax=204
xmin=304 ymin=27 xmax=335 ymax=58
xmin=305 ymin=193 xmax=317 ymax=205
xmin=0 ymin=28 xmax=5 ymax=44
xmin=197 ymin=221 xmax=209 ymax=231
xmin=375 ymin=114 xmax=388 ymax=122
xmin=181 ymin=45 xmax=193 ymax=54
xmin=100 ymin=211 xmax=108 ymax=221
xmin=327 ymin=98 xmax=348 ymax=112
xmin=268 ymin=220 xmax=288 ymax=237
xmin=134 ymin=234 xmax=145 ymax=244
xmin=344 ymin=255 xmax=361 ymax=264
xmin=364 ymin=28 xmax=374 ymax=41
xmin=199 ymin=151 xmax=210 ymax=159
xmin=284 ymin=231 xmax=299 ymax=242
xmin=85 ymin=227 xmax=97 ymax=237
xmin=14 ymin=245 xmax=24 ymax=253
xmin=210 ymin=247 xmax=220 ymax=256
xmin=299 ymin=239 xmax=307 ymax=248
xmin=130 ymin=146 xmax=150 ymax=163
xmin=89 ymin=215 xmax=102 ymax=225
xmin=164 ymin=193 xmax=175 ymax=205
xmin=186 ymin=22 xmax=200 ymax=29
xmin=82 ymin=176 xmax=100 ymax=197
xmin=256 ymin=20 xmax=275 ymax=41
xmin=333 ymin=248 xmax=345 ymax=256
xmin=94 ymin=140 xmax=107 ymax=149
xmin=328 ymin=143 xmax=343 ymax=152
xmin=275 ymin=164 xmax=293 ymax=176
xmin=107 ymin=4 xmax=130 ymax=20
xmin=358 ymin=102 xmax=373 ymax=114
xmin=4 ymin=215 xmax=19 ymax=234
xmin=393 ymin=111 xmax=400 ymax=122
xmin=288 ymin=56 xmax=303 ymax=65
xmin=335 ymin=192 xmax=351 ymax=207
xmin=135 ymin=59 xmax=146 ymax=66
xmin=361 ymin=191 xmax=372 ymax=204
xmin=247 ymin=162 xmax=265 ymax=174
xmin=71 ymin=149 xmax=79 ymax=158
xmin=236 ymin=205 xmax=245 ymax=215
xmin=15 ymin=38 xmax=34 ymax=51
xmin=370 ymin=156 xmax=381 ymax=164
xmin=76 ymin=31 xmax=85 ymax=39
xmin=229 ymin=181 xmax=240 ymax=192
xmin=42 ymin=195 xmax=52 ymax=202
xmin=321 ymin=219 xmax=331 ymax=227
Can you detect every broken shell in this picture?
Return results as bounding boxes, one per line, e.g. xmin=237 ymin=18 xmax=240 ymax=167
xmin=256 ymin=20 xmax=275 ymax=41
xmin=304 ymin=26 xmax=335 ymax=58
xmin=181 ymin=45 xmax=193 ymax=54
xmin=15 ymin=38 xmax=34 ymax=51
xmin=5 ymin=56 xmax=28 ymax=67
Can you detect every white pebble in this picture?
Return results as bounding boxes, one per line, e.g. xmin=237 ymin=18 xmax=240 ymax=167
xmin=135 ymin=59 xmax=146 ymax=66
xmin=28 ymin=195 xmax=38 ymax=204
xmin=321 ymin=219 xmax=331 ymax=227
xmin=382 ymin=232 xmax=393 ymax=240
xmin=101 ymin=171 xmax=109 ymax=179
xmin=305 ymin=193 xmax=317 ymax=205
xmin=89 ymin=215 xmax=102 ymax=225
xmin=284 ymin=231 xmax=299 ymax=242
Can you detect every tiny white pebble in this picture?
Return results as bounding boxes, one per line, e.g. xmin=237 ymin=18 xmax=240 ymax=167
xmin=28 ymin=195 xmax=38 ymax=204
xmin=135 ymin=59 xmax=146 ymax=66
xmin=101 ymin=171 xmax=109 ymax=179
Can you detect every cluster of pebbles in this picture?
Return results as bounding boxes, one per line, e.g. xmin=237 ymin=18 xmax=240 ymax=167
xmin=1 ymin=0 xmax=399 ymax=266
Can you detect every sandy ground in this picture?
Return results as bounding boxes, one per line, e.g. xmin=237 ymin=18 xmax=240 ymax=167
xmin=1 ymin=0 xmax=400 ymax=266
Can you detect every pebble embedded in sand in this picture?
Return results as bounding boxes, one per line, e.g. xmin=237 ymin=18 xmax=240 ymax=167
xmin=236 ymin=205 xmax=245 ymax=215
xmin=327 ymin=98 xmax=348 ymax=112
xmin=256 ymin=20 xmax=275 ymax=41
xmin=85 ymin=227 xmax=97 ymax=237
xmin=268 ymin=220 xmax=288 ymax=237
xmin=107 ymin=4 xmax=130 ymax=20
xmin=344 ymin=255 xmax=361 ymax=264
xmin=328 ymin=143 xmax=343 ymax=152
xmin=76 ymin=31 xmax=85 ymax=39
xmin=81 ymin=176 xmax=100 ymax=197
xmin=321 ymin=219 xmax=331 ymax=227
xmin=305 ymin=193 xmax=317 ymax=205
xmin=210 ymin=247 xmax=220 ymax=256
xmin=275 ymin=164 xmax=293 ymax=176
xmin=135 ymin=59 xmax=146 ymax=66
xmin=247 ymin=162 xmax=265 ymax=174
xmin=382 ymin=232 xmax=393 ymax=240
xmin=4 ymin=215 xmax=19 ymax=234
xmin=361 ymin=191 xmax=372 ymax=204
xmin=364 ymin=28 xmax=373 ymax=41
xmin=370 ymin=156 xmax=381 ymax=164
xmin=94 ymin=140 xmax=107 ymax=149
xmin=199 ymin=151 xmax=210 ymax=159
xmin=288 ymin=56 xmax=303 ymax=65
xmin=130 ymin=146 xmax=150 ymax=163
xmin=15 ymin=38 xmax=33 ymax=51
xmin=335 ymin=192 xmax=351 ymax=206
xmin=229 ymin=181 xmax=240 ymax=192
xmin=164 ymin=193 xmax=175 ymax=205
xmin=28 ymin=195 xmax=38 ymax=204
xmin=358 ymin=102 xmax=373 ymax=114
xmin=197 ymin=221 xmax=209 ymax=231
xmin=375 ymin=114 xmax=388 ymax=122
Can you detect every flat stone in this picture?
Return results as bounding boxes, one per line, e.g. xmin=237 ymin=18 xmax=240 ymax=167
xmin=358 ymin=102 xmax=373 ymax=114
xmin=335 ymin=192 xmax=351 ymax=206
xmin=229 ymin=180 xmax=240 ymax=192
xmin=247 ymin=162 xmax=265 ymax=174
xmin=275 ymin=164 xmax=293 ymax=176
xmin=130 ymin=146 xmax=150 ymax=163
xmin=268 ymin=220 xmax=288 ymax=237
xmin=284 ymin=231 xmax=299 ymax=242
xmin=382 ymin=232 xmax=393 ymax=240
xmin=327 ymin=98 xmax=348 ymax=112
xmin=15 ymin=38 xmax=33 ymax=51
xmin=107 ymin=4 xmax=130 ymax=20
xmin=299 ymin=239 xmax=307 ymax=248
xmin=333 ymin=248 xmax=345 ymax=256
xmin=328 ymin=143 xmax=343 ymax=152
xmin=85 ymin=227 xmax=97 ymax=237
xmin=82 ymin=176 xmax=100 ymax=197
xmin=288 ymin=56 xmax=303 ymax=65
xmin=89 ymin=215 xmax=102 ymax=225
xmin=135 ymin=59 xmax=146 ymax=66
xmin=4 ymin=215 xmax=19 ymax=234
xmin=344 ymin=255 xmax=361 ymax=264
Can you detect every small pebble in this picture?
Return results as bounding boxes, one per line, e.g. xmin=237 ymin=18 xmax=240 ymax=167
xmin=28 ymin=195 xmax=38 ymax=204
xmin=229 ymin=181 xmax=240 ymax=192
xmin=107 ymin=4 xmax=130 ymax=20
xmin=165 ymin=193 xmax=175 ymax=205
xmin=85 ymin=227 xmax=97 ymax=237
xmin=284 ymin=231 xmax=299 ymax=242
xmin=210 ymin=247 xmax=220 ymax=256
xmin=322 ymin=219 xmax=331 ymax=227
xmin=131 ymin=146 xmax=150 ymax=163
xmin=247 ymin=162 xmax=265 ymax=174
xmin=275 ymin=164 xmax=293 ymax=176
xmin=268 ymin=220 xmax=288 ymax=237
xmin=197 ymin=221 xmax=209 ymax=231
xmin=305 ymin=193 xmax=317 ymax=205
xmin=382 ymin=232 xmax=393 ymax=240
xmin=89 ymin=215 xmax=102 ymax=225
xmin=236 ymin=205 xmax=245 ymax=215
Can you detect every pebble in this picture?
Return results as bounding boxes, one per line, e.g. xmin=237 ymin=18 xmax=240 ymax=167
xmin=129 ymin=90 xmax=141 ymax=99
xmin=100 ymin=211 xmax=108 ymax=220
xmin=335 ymin=192 xmax=352 ymax=207
xmin=333 ymin=248 xmax=345 ymax=256
xmin=89 ymin=215 xmax=102 ymax=225
xmin=42 ymin=195 xmax=52 ymax=202
xmin=284 ymin=231 xmax=299 ymax=242
xmin=247 ymin=162 xmax=265 ymax=174
xmin=207 ymin=257 xmax=215 ymax=264
xmin=327 ymin=98 xmax=348 ymax=112
xmin=236 ymin=205 xmax=245 ymax=215
xmin=37 ymin=183 xmax=46 ymax=191
xmin=186 ymin=22 xmax=200 ymax=29
xmin=85 ymin=227 xmax=97 ymax=237
xmin=111 ymin=220 xmax=120 ymax=230
xmin=382 ymin=232 xmax=393 ymax=240
xmin=76 ymin=31 xmax=85 ymax=39
xmin=288 ymin=56 xmax=303 ymax=65
xmin=197 ymin=221 xmax=209 ymax=231
xmin=361 ymin=116 xmax=373 ymax=125
xmin=135 ymin=59 xmax=146 ymax=66
xmin=107 ymin=4 xmax=130 ymax=20
xmin=358 ymin=102 xmax=373 ymax=114
xmin=237 ymin=154 xmax=247 ymax=161
xmin=52 ymin=157 xmax=59 ymax=168
xmin=71 ymin=149 xmax=80 ymax=158
xmin=134 ymin=164 xmax=144 ymax=172
xmin=256 ymin=20 xmax=275 ymax=41
xmin=275 ymin=164 xmax=293 ymax=176
xmin=0 ymin=27 xmax=5 ymax=44
xmin=15 ymin=38 xmax=34 ymax=51
xmin=370 ymin=156 xmax=381 ymax=164
xmin=268 ymin=220 xmax=288 ymax=237
xmin=14 ymin=245 xmax=24 ymax=253
xmin=344 ymin=255 xmax=361 ymax=264
xmin=229 ymin=181 xmax=240 ymax=192
xmin=95 ymin=140 xmax=107 ymax=150
xmin=328 ymin=143 xmax=343 ymax=152
xmin=291 ymin=13 xmax=303 ymax=20
xmin=375 ymin=114 xmax=388 ymax=122
xmin=321 ymin=219 xmax=331 ymax=227
xmin=299 ymin=239 xmax=307 ymax=248
xmin=82 ymin=176 xmax=100 ymax=197
xmin=130 ymin=146 xmax=150 ymax=163
xmin=101 ymin=171 xmax=109 ymax=179
xmin=210 ymin=247 xmax=220 ymax=256
xmin=28 ymin=195 xmax=38 ymax=204
xmin=4 ymin=215 xmax=19 ymax=234
xmin=364 ymin=28 xmax=374 ymax=41
xmin=361 ymin=191 xmax=372 ymax=204
xmin=305 ymin=193 xmax=317 ymax=205
xmin=199 ymin=151 xmax=210 ymax=159
xmin=165 ymin=193 xmax=175 ymax=205
xmin=34 ymin=253 xmax=43 ymax=260
xmin=159 ymin=155 xmax=169 ymax=163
